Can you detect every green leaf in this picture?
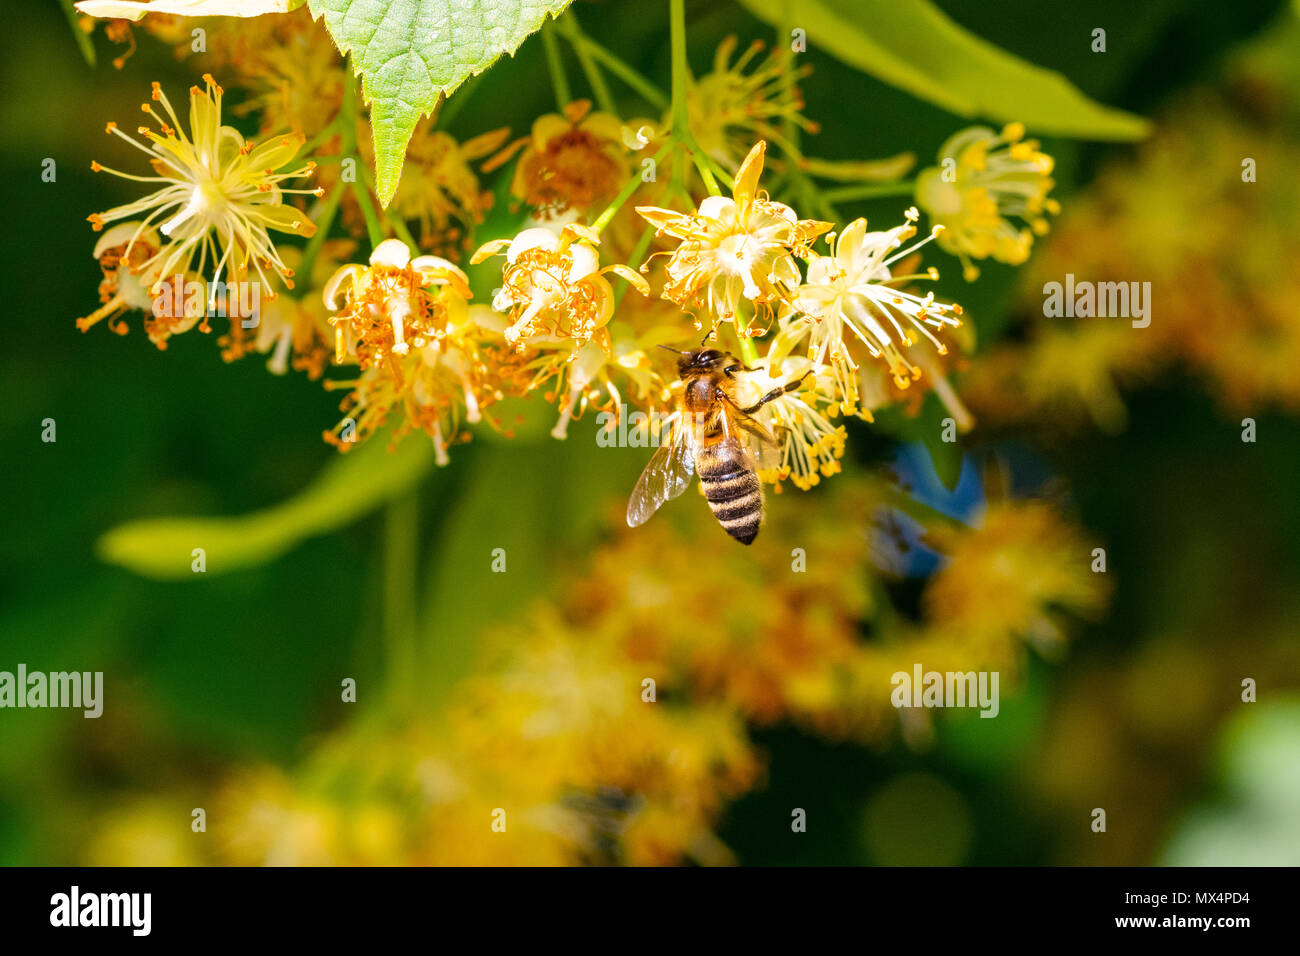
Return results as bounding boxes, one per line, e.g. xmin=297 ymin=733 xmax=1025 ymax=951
xmin=97 ymin=435 xmax=434 ymax=579
xmin=908 ymin=392 xmax=964 ymax=492
xmin=800 ymin=151 xmax=916 ymax=182
xmin=737 ymin=0 xmax=1149 ymax=140
xmin=59 ymin=0 xmax=96 ymax=67
xmin=921 ymin=430 xmax=963 ymax=493
xmin=307 ymin=0 xmax=575 ymax=207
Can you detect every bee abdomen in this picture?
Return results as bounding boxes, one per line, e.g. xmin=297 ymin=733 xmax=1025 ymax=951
xmin=696 ymin=445 xmax=763 ymax=545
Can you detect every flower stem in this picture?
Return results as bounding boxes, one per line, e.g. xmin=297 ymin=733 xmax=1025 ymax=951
xmin=388 ymin=214 xmax=418 ymax=249
xmin=614 ymin=223 xmax=656 ymax=307
xmin=351 ymin=181 xmax=385 ymax=247
xmin=668 ymin=0 xmax=693 ymax=201
xmin=558 ymin=11 xmax=615 ymax=114
xmin=339 ymin=65 xmax=359 ymax=149
xmin=292 ymin=182 xmax=345 ymax=298
xmin=436 ymin=71 xmax=485 ymax=130
xmin=737 ymin=330 xmax=760 ymax=367
xmin=701 ymin=150 xmax=735 ymax=190
xmin=669 ymin=0 xmax=690 ymax=135
xmin=357 ymin=162 xmax=419 ymax=249
xmin=541 ymin=23 xmax=572 ymax=110
xmin=336 ymin=64 xmax=384 ymax=251
xmin=591 ymin=142 xmax=670 ymax=232
xmin=563 ymin=32 xmax=668 ymax=110
xmin=685 ymin=135 xmax=721 ymax=197
xmin=382 ymin=488 xmax=420 ymax=705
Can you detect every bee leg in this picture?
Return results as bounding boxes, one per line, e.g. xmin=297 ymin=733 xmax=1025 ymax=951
xmin=735 ymin=372 xmax=811 ymax=413
xmin=724 ymin=362 xmax=765 ymax=376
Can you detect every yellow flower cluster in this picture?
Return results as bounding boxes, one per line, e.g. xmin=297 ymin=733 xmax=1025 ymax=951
xmin=964 ymin=89 xmax=1300 ymax=427
xmin=915 ymin=122 xmax=1059 ymax=281
xmin=633 ymin=143 xmax=965 ymax=489
xmin=688 ymin=35 xmax=818 ymax=174
xmin=75 ymin=25 xmax=1058 ymax=507
xmin=81 ymin=479 xmax=1108 ymax=866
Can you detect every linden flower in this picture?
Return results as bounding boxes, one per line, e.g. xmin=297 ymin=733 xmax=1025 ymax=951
xmin=405 ymin=311 xmax=498 ymax=463
xmin=471 ymin=224 xmax=648 ymax=352
xmin=688 ymin=36 xmax=817 ymax=174
xmin=220 ymin=243 xmax=351 ymax=379
xmin=78 ymin=220 xmax=168 ymax=337
xmin=507 ymin=100 xmax=630 ymax=216
xmin=323 ymin=239 xmax=472 ymax=368
xmin=78 ymin=221 xmax=212 ymax=348
xmin=478 ymin=330 xmax=614 ymax=441
xmin=637 ymin=141 xmax=831 ymax=331
xmin=915 ymin=123 xmax=1059 ymax=281
xmin=325 ymin=312 xmax=492 ymax=462
xmin=786 ymin=209 xmax=963 ymax=390
xmin=857 ymin=338 xmax=975 ymax=434
xmin=234 ymin=13 xmax=345 ymax=139
xmin=390 ymin=127 xmax=511 ymax=255
xmin=481 ymin=312 xmax=678 ymax=441
xmin=734 ymin=353 xmax=847 ymax=490
xmin=475 ymin=280 xmax=690 ymax=441
xmin=87 ymin=75 xmax=320 ymax=299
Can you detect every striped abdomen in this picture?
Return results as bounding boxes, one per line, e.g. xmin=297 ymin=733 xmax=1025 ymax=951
xmin=696 ymin=435 xmax=763 ymax=544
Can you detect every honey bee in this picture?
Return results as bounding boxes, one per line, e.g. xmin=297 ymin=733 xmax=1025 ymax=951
xmin=626 ymin=347 xmax=805 ymax=544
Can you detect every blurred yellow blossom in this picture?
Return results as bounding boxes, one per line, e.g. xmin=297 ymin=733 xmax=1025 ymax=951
xmin=81 ymin=471 xmax=1108 ymax=866
xmin=915 ymin=123 xmax=1058 ymax=281
xmin=968 ymin=90 xmax=1300 ymax=427
xmin=389 ymin=126 xmax=511 ymax=256
xmin=687 ymin=36 xmax=817 ymax=174
xmin=924 ymin=500 xmax=1110 ymax=656
xmin=507 ymin=100 xmax=633 ymax=217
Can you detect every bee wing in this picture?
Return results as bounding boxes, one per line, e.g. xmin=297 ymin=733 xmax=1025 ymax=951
xmin=627 ymin=427 xmax=695 ymax=527
xmin=735 ymin=414 xmax=782 ymax=473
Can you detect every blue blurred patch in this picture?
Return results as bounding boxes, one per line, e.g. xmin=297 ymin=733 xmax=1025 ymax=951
xmin=872 ymin=443 xmax=985 ymax=578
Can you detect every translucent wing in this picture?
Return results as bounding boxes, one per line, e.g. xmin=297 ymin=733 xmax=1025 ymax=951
xmin=735 ymin=413 xmax=781 ymax=473
xmin=627 ymin=426 xmax=695 ymax=527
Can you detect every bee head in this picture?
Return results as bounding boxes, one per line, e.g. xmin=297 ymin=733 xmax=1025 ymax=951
xmin=680 ymin=348 xmax=728 ymax=374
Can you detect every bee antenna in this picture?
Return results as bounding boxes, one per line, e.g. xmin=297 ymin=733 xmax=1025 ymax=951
xmin=657 ymin=344 xmax=686 ymax=354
